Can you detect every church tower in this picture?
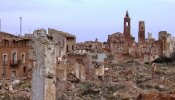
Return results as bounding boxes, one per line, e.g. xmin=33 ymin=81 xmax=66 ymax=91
xmin=138 ymin=21 xmax=145 ymax=43
xmin=123 ymin=11 xmax=131 ymax=43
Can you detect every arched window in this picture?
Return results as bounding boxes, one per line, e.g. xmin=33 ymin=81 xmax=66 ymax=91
xmin=126 ymin=22 xmax=129 ymax=26
xmin=3 ymin=54 xmax=8 ymax=65
xmin=12 ymin=52 xmax=17 ymax=63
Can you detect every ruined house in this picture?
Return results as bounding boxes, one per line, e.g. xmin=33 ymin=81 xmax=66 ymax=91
xmin=158 ymin=31 xmax=173 ymax=56
xmin=91 ymin=53 xmax=107 ymax=78
xmin=48 ymin=28 xmax=76 ymax=60
xmin=0 ymin=32 xmax=32 ymax=80
xmin=66 ymin=53 xmax=94 ymax=81
xmin=107 ymin=32 xmax=128 ymax=54
xmin=47 ymin=28 xmax=77 ymax=82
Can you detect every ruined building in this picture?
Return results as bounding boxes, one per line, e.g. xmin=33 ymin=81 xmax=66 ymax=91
xmin=0 ymin=32 xmax=32 ymax=80
xmin=107 ymin=11 xmax=174 ymax=62
xmin=66 ymin=53 xmax=93 ymax=81
xmin=76 ymin=38 xmax=103 ymax=53
xmin=107 ymin=32 xmax=128 ymax=55
xmin=108 ymin=11 xmax=135 ymax=56
xmin=48 ymin=28 xmax=76 ymax=60
xmin=158 ymin=31 xmax=173 ymax=56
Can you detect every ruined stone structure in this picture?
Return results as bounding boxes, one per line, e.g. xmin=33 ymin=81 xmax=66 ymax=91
xmin=47 ymin=28 xmax=77 ymax=81
xmin=172 ymin=37 xmax=175 ymax=50
xmin=48 ymin=28 xmax=76 ymax=57
xmin=138 ymin=21 xmax=145 ymax=44
xmin=159 ymin=31 xmax=167 ymax=54
xmin=158 ymin=31 xmax=173 ymax=56
xmin=124 ymin=11 xmax=131 ymax=43
xmin=107 ymin=11 xmax=135 ymax=56
xmin=32 ymin=29 xmax=56 ymax=100
xmin=76 ymin=38 xmax=103 ymax=53
xmin=66 ymin=53 xmax=94 ymax=81
xmin=0 ymin=32 xmax=32 ymax=80
xmin=107 ymin=11 xmax=174 ymax=62
xmin=107 ymin=32 xmax=128 ymax=54
xmin=91 ymin=53 xmax=106 ymax=78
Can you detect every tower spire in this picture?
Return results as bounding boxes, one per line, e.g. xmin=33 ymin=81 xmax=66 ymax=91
xmin=126 ymin=10 xmax=129 ymax=17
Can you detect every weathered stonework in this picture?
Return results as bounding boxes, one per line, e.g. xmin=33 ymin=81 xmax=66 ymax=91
xmin=158 ymin=31 xmax=173 ymax=56
xmin=107 ymin=32 xmax=128 ymax=54
xmin=48 ymin=28 xmax=76 ymax=56
xmin=32 ymin=29 xmax=56 ymax=100
xmin=76 ymin=39 xmax=103 ymax=53
xmin=67 ymin=53 xmax=94 ymax=81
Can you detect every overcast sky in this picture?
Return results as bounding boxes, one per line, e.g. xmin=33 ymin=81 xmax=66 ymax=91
xmin=0 ymin=0 xmax=175 ymax=42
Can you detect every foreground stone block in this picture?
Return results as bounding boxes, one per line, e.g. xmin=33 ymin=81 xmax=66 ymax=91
xmin=32 ymin=29 xmax=56 ymax=100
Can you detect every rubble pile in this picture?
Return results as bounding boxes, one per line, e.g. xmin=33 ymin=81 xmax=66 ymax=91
xmin=0 ymin=78 xmax=31 ymax=100
xmin=56 ymin=59 xmax=175 ymax=100
xmin=1 ymin=58 xmax=175 ymax=100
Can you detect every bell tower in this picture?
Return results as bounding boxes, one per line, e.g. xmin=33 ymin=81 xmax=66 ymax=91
xmin=123 ymin=11 xmax=131 ymax=43
xmin=138 ymin=21 xmax=145 ymax=43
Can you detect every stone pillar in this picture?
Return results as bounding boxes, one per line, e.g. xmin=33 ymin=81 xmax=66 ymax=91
xmin=32 ymin=29 xmax=56 ymax=100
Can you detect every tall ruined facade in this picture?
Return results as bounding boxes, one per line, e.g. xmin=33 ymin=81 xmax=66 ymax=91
xmin=138 ymin=21 xmax=145 ymax=43
xmin=158 ymin=31 xmax=173 ymax=56
xmin=123 ymin=11 xmax=131 ymax=43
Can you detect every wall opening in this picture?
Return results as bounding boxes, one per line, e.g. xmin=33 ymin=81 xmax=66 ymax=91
xmin=3 ymin=54 xmax=8 ymax=65
xmin=72 ymin=45 xmax=74 ymax=51
xmin=126 ymin=22 xmax=129 ymax=26
xmin=12 ymin=52 xmax=17 ymax=63
xmin=2 ymin=67 xmax=6 ymax=79
xmin=22 ymin=54 xmax=25 ymax=63
xmin=11 ymin=70 xmax=16 ymax=78
xmin=23 ymin=66 xmax=26 ymax=74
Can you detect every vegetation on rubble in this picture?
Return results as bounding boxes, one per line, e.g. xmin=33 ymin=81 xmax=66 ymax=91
xmin=153 ymin=51 xmax=175 ymax=64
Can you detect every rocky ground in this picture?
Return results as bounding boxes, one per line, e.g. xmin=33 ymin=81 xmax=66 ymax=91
xmin=0 ymin=77 xmax=31 ymax=100
xmin=57 ymin=59 xmax=175 ymax=100
xmin=1 ymin=59 xmax=175 ymax=100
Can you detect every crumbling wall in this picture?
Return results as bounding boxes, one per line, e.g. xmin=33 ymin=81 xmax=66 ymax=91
xmin=56 ymin=60 xmax=67 ymax=81
xmin=32 ymin=29 xmax=56 ymax=100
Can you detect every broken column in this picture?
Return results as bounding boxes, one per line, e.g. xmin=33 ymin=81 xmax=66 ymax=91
xmin=32 ymin=29 xmax=56 ymax=100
